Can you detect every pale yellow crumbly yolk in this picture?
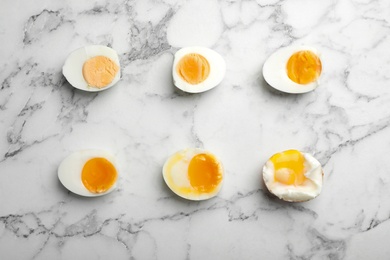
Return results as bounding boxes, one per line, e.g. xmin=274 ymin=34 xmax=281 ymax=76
xmin=188 ymin=153 xmax=222 ymax=193
xmin=81 ymin=157 xmax=117 ymax=193
xmin=271 ymin=150 xmax=307 ymax=186
xmin=286 ymin=51 xmax=322 ymax=84
xmin=82 ymin=56 xmax=119 ymax=88
xmin=176 ymin=53 xmax=210 ymax=84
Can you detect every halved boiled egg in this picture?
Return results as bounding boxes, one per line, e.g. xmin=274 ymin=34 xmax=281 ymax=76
xmin=63 ymin=45 xmax=121 ymax=92
xmin=262 ymin=149 xmax=323 ymax=202
xmin=263 ymin=46 xmax=322 ymax=94
xmin=58 ymin=149 xmax=118 ymax=197
xmin=163 ymin=148 xmax=224 ymax=200
xmin=172 ymin=47 xmax=226 ymax=93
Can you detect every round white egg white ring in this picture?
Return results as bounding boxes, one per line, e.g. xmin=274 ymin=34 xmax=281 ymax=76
xmin=262 ymin=151 xmax=323 ymax=202
xmin=262 ymin=45 xmax=321 ymax=94
xmin=62 ymin=45 xmax=121 ymax=92
xmin=162 ymin=148 xmax=224 ymax=201
xmin=172 ymin=47 xmax=226 ymax=93
xmin=58 ymin=149 xmax=118 ymax=197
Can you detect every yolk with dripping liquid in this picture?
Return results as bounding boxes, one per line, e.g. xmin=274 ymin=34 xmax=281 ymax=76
xmin=177 ymin=53 xmax=210 ymax=84
xmin=286 ymin=50 xmax=322 ymax=85
xmin=82 ymin=56 xmax=119 ymax=88
xmin=188 ymin=154 xmax=222 ymax=193
xmin=81 ymin=157 xmax=117 ymax=193
xmin=271 ymin=150 xmax=307 ymax=186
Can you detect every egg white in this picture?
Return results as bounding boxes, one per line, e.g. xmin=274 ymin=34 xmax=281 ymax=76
xmin=162 ymin=148 xmax=224 ymax=201
xmin=58 ymin=149 xmax=118 ymax=197
xmin=262 ymin=45 xmax=321 ymax=94
xmin=62 ymin=45 xmax=121 ymax=92
xmin=262 ymin=151 xmax=323 ymax=202
xmin=172 ymin=47 xmax=226 ymax=93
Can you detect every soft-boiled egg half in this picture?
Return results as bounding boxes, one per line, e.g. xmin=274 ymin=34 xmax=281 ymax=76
xmin=63 ymin=45 xmax=121 ymax=92
xmin=172 ymin=47 xmax=226 ymax=93
xmin=262 ymin=149 xmax=323 ymax=202
xmin=163 ymin=148 xmax=224 ymax=200
xmin=58 ymin=149 xmax=118 ymax=197
xmin=263 ymin=46 xmax=322 ymax=93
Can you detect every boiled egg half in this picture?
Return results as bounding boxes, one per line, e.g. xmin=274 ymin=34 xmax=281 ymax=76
xmin=172 ymin=47 xmax=226 ymax=93
xmin=63 ymin=45 xmax=121 ymax=92
xmin=58 ymin=149 xmax=118 ymax=197
xmin=163 ymin=148 xmax=224 ymax=200
xmin=263 ymin=46 xmax=322 ymax=93
xmin=262 ymin=149 xmax=323 ymax=202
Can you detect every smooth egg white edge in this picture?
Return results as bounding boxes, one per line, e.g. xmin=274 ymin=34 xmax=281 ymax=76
xmin=58 ymin=149 xmax=118 ymax=197
xmin=172 ymin=47 xmax=226 ymax=93
xmin=162 ymin=148 xmax=224 ymax=201
xmin=262 ymin=45 xmax=321 ymax=94
xmin=62 ymin=45 xmax=121 ymax=92
xmin=262 ymin=152 xmax=323 ymax=202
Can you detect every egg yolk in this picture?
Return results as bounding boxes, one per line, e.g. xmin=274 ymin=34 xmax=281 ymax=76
xmin=176 ymin=53 xmax=210 ymax=84
xmin=286 ymin=51 xmax=322 ymax=84
xmin=188 ymin=153 xmax=222 ymax=193
xmin=81 ymin=157 xmax=117 ymax=193
xmin=82 ymin=56 xmax=119 ymax=88
xmin=271 ymin=150 xmax=307 ymax=186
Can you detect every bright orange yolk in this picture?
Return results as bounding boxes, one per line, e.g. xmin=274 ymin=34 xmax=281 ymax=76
xmin=188 ymin=153 xmax=222 ymax=193
xmin=271 ymin=150 xmax=307 ymax=186
xmin=82 ymin=56 xmax=119 ymax=88
xmin=81 ymin=157 xmax=117 ymax=193
xmin=176 ymin=53 xmax=210 ymax=84
xmin=286 ymin=50 xmax=322 ymax=84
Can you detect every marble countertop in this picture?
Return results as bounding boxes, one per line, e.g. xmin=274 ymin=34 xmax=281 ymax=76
xmin=1 ymin=0 xmax=390 ymax=259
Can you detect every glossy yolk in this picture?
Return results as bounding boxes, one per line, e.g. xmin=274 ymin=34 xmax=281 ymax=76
xmin=82 ymin=56 xmax=119 ymax=88
xmin=286 ymin=51 xmax=322 ymax=84
xmin=81 ymin=157 xmax=117 ymax=193
xmin=271 ymin=150 xmax=306 ymax=186
xmin=188 ymin=153 xmax=222 ymax=193
xmin=176 ymin=53 xmax=210 ymax=84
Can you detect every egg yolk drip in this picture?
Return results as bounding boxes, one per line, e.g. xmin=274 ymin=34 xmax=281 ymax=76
xmin=177 ymin=53 xmax=210 ymax=84
xmin=286 ymin=51 xmax=322 ymax=84
xmin=82 ymin=56 xmax=119 ymax=88
xmin=81 ymin=157 xmax=117 ymax=193
xmin=271 ymin=150 xmax=307 ymax=186
xmin=188 ymin=154 xmax=222 ymax=193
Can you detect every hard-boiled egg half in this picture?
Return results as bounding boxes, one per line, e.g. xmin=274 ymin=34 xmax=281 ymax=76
xmin=262 ymin=149 xmax=323 ymax=202
xmin=58 ymin=149 xmax=118 ymax=197
xmin=172 ymin=47 xmax=226 ymax=93
xmin=263 ymin=46 xmax=322 ymax=94
xmin=163 ymin=148 xmax=224 ymax=200
xmin=63 ymin=45 xmax=121 ymax=92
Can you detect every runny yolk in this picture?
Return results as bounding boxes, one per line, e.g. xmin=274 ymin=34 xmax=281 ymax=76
xmin=82 ymin=56 xmax=119 ymax=88
xmin=81 ymin=157 xmax=117 ymax=193
xmin=188 ymin=153 xmax=222 ymax=193
xmin=271 ymin=150 xmax=306 ymax=186
xmin=286 ymin=50 xmax=322 ymax=85
xmin=176 ymin=53 xmax=210 ymax=84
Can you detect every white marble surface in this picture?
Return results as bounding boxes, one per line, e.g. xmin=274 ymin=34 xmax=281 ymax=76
xmin=1 ymin=0 xmax=390 ymax=259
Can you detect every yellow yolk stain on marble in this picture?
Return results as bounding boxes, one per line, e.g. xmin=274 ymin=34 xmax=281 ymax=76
xmin=286 ymin=51 xmax=322 ymax=84
xmin=82 ymin=56 xmax=119 ymax=88
xmin=176 ymin=53 xmax=210 ymax=84
xmin=271 ymin=149 xmax=307 ymax=186
xmin=81 ymin=157 xmax=117 ymax=193
xmin=188 ymin=153 xmax=222 ymax=193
